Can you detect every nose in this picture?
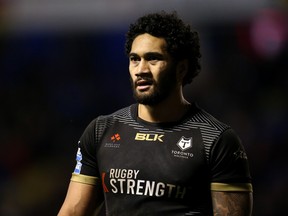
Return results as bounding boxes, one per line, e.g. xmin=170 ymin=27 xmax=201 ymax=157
xmin=137 ymin=59 xmax=150 ymax=74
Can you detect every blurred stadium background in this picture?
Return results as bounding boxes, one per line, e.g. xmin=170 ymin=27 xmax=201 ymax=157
xmin=1 ymin=0 xmax=287 ymax=215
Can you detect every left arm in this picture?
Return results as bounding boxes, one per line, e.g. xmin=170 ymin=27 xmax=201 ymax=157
xmin=211 ymin=191 xmax=253 ymax=216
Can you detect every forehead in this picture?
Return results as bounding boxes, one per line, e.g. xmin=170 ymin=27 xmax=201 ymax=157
xmin=130 ymin=33 xmax=168 ymax=54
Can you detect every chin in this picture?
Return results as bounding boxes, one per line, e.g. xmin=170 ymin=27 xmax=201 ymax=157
xmin=134 ymin=94 xmax=162 ymax=106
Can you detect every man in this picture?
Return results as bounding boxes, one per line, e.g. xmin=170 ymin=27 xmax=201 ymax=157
xmin=58 ymin=11 xmax=253 ymax=216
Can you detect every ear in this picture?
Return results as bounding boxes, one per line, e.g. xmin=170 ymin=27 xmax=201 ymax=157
xmin=176 ymin=59 xmax=188 ymax=84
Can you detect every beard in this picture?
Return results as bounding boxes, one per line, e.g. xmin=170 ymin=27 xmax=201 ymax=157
xmin=130 ymin=66 xmax=177 ymax=106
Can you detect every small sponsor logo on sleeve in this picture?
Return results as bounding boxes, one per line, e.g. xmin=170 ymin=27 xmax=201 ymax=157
xmin=74 ymin=146 xmax=82 ymax=174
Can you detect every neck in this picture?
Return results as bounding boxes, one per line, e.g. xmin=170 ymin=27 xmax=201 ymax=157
xmin=138 ymin=90 xmax=191 ymax=123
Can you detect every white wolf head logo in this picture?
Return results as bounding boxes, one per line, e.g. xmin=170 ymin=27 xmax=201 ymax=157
xmin=177 ymin=136 xmax=193 ymax=151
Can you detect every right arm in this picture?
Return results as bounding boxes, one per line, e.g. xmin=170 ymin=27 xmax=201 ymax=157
xmin=58 ymin=180 xmax=103 ymax=216
xmin=212 ymin=191 xmax=253 ymax=216
xmin=59 ymin=119 xmax=104 ymax=215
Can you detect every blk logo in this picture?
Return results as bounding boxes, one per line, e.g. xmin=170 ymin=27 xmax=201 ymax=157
xmin=135 ymin=133 xmax=164 ymax=142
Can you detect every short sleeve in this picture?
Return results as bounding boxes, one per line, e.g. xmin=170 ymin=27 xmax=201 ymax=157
xmin=210 ymin=129 xmax=252 ymax=191
xmin=73 ymin=119 xmax=100 ymax=178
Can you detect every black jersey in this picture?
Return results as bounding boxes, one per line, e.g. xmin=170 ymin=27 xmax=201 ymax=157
xmin=72 ymin=103 xmax=252 ymax=216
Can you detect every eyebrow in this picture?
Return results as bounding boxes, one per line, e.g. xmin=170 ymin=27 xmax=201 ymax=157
xmin=129 ymin=52 xmax=165 ymax=59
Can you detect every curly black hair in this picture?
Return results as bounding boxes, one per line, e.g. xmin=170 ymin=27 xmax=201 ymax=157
xmin=125 ymin=11 xmax=201 ymax=85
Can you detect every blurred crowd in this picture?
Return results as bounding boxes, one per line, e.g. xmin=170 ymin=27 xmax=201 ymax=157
xmin=1 ymin=4 xmax=288 ymax=216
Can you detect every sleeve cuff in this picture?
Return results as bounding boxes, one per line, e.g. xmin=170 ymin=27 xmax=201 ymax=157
xmin=211 ymin=182 xmax=253 ymax=192
xmin=71 ymin=173 xmax=99 ymax=185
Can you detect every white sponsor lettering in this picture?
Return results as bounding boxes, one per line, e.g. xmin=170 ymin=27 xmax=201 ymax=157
xmin=136 ymin=180 xmax=145 ymax=195
xmin=110 ymin=168 xmax=139 ymax=179
xmin=110 ymin=179 xmax=117 ymax=193
xmin=155 ymin=182 xmax=165 ymax=197
xmin=171 ymin=150 xmax=193 ymax=159
xmin=109 ymin=178 xmax=186 ymax=199
xmin=107 ymin=168 xmax=187 ymax=199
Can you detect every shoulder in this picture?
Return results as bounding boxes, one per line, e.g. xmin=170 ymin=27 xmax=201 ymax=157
xmin=89 ymin=105 xmax=135 ymax=140
xmin=192 ymin=107 xmax=242 ymax=148
xmin=189 ymin=104 xmax=230 ymax=133
xmin=187 ymin=104 xmax=234 ymax=161
xmin=95 ymin=104 xmax=134 ymax=124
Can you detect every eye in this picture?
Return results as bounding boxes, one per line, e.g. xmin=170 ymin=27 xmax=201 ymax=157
xmin=129 ymin=55 xmax=140 ymax=62
xmin=147 ymin=56 xmax=159 ymax=61
xmin=146 ymin=54 xmax=164 ymax=63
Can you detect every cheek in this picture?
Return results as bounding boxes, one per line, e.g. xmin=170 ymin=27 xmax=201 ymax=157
xmin=153 ymin=64 xmax=170 ymax=80
xmin=129 ymin=68 xmax=136 ymax=84
xmin=129 ymin=62 xmax=138 ymax=73
xmin=129 ymin=65 xmax=134 ymax=77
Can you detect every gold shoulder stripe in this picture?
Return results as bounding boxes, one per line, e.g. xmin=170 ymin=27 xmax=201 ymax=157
xmin=71 ymin=173 xmax=99 ymax=185
xmin=211 ymin=183 xmax=253 ymax=192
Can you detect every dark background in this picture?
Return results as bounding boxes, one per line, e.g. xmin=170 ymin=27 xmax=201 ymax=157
xmin=1 ymin=1 xmax=287 ymax=215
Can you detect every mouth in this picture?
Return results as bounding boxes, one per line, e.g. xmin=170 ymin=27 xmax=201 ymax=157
xmin=135 ymin=78 xmax=153 ymax=91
